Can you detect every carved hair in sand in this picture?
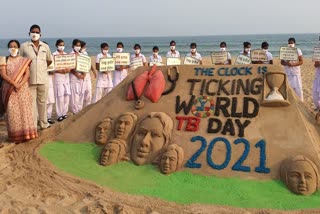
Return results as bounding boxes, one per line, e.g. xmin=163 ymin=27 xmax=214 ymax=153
xmin=95 ymin=117 xmax=113 ymax=145
xmin=100 ymin=139 xmax=128 ymax=166
xmin=159 ymin=144 xmax=184 ymax=174
xmin=114 ymin=112 xmax=138 ymax=141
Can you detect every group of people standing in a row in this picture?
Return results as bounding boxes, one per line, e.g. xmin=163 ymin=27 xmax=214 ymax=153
xmin=0 ymin=24 xmax=318 ymax=143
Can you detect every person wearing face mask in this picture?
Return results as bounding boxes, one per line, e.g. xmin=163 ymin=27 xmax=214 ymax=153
xmin=252 ymin=42 xmax=273 ymax=65
xmin=216 ymin=42 xmax=231 ymax=65
xmin=281 ymin=37 xmax=304 ymax=101
xmin=93 ymin=43 xmax=113 ymax=103
xmin=113 ymin=42 xmax=129 ymax=87
xmin=166 ymin=40 xmax=180 ymax=58
xmin=149 ymin=46 xmax=163 ymax=65
xmin=69 ymin=39 xmax=86 ymax=114
xmin=131 ymin=44 xmax=147 ymax=67
xmin=186 ymin=43 xmax=202 ymax=64
xmin=52 ymin=39 xmax=71 ymax=122
xmin=240 ymin=41 xmax=251 ymax=57
xmin=20 ymin=24 xmax=53 ymax=130
xmin=0 ymin=40 xmax=38 ymax=143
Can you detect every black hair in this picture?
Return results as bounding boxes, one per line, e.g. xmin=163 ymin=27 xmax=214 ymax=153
xmin=170 ymin=40 xmax=176 ymax=45
xmin=100 ymin=43 xmax=109 ymax=49
xmin=55 ymin=39 xmax=64 ymax=47
xmin=134 ymin=44 xmax=141 ymax=49
xmin=153 ymin=46 xmax=159 ymax=51
xmin=80 ymin=41 xmax=86 ymax=48
xmin=72 ymin=39 xmax=81 ymax=47
xmin=7 ymin=40 xmax=20 ymax=48
xmin=29 ymin=24 xmax=41 ymax=32
xmin=288 ymin=38 xmax=296 ymax=44
xmin=243 ymin=42 xmax=251 ymax=48
xmin=190 ymin=43 xmax=197 ymax=48
xmin=261 ymin=41 xmax=269 ymax=49
xmin=117 ymin=42 xmax=124 ymax=48
xmin=220 ymin=42 xmax=227 ymax=47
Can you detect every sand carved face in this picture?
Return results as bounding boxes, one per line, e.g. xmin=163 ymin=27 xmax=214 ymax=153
xmin=95 ymin=118 xmax=113 ymax=145
xmin=115 ymin=113 xmax=137 ymax=140
xmin=281 ymin=155 xmax=319 ymax=195
xmin=160 ymin=144 xmax=184 ymax=175
xmin=131 ymin=112 xmax=173 ymax=165
xmin=100 ymin=139 xmax=127 ymax=166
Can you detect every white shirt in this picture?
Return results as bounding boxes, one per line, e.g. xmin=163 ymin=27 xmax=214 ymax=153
xmin=130 ymin=53 xmax=147 ymax=63
xmin=149 ymin=54 xmax=163 ymax=63
xmin=96 ymin=52 xmax=113 ymax=88
xmin=53 ymin=50 xmax=70 ymax=84
xmin=264 ymin=51 xmax=273 ymax=64
xmin=283 ymin=48 xmax=303 ymax=75
xmin=186 ymin=52 xmax=202 ymax=61
xmin=166 ymin=50 xmax=180 ymax=58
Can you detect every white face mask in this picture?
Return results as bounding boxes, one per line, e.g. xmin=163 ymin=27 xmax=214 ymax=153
xmin=153 ymin=52 xmax=158 ymax=57
xmin=117 ymin=48 xmax=123 ymax=53
xmin=244 ymin=48 xmax=250 ymax=52
xmin=74 ymin=46 xmax=81 ymax=53
xmin=191 ymin=48 xmax=196 ymax=53
xmin=30 ymin=33 xmax=40 ymax=41
xmin=170 ymin=46 xmax=176 ymax=51
xmin=288 ymin=43 xmax=295 ymax=48
xmin=135 ymin=49 xmax=140 ymax=54
xmin=102 ymin=50 xmax=109 ymax=55
xmin=57 ymin=46 xmax=65 ymax=51
xmin=220 ymin=47 xmax=226 ymax=52
xmin=8 ymin=48 xmax=18 ymax=57
xmin=263 ymin=49 xmax=268 ymax=52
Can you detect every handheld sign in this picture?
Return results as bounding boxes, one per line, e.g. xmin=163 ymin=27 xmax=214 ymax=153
xmin=235 ymin=55 xmax=252 ymax=65
xmin=312 ymin=47 xmax=320 ymax=62
xmin=99 ymin=58 xmax=115 ymax=72
xmin=184 ymin=56 xmax=201 ymax=65
xmin=211 ymin=51 xmax=228 ymax=64
xmin=54 ymin=54 xmax=76 ymax=70
xmin=76 ymin=55 xmax=91 ymax=73
xmin=149 ymin=62 xmax=164 ymax=66
xmin=250 ymin=49 xmax=268 ymax=62
xmin=130 ymin=57 xmax=143 ymax=71
xmin=47 ymin=61 xmax=55 ymax=72
xmin=279 ymin=47 xmax=298 ymax=61
xmin=113 ymin=53 xmax=130 ymax=65
xmin=166 ymin=57 xmax=181 ymax=66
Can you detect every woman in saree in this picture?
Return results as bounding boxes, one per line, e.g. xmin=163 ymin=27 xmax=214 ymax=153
xmin=0 ymin=40 xmax=38 ymax=142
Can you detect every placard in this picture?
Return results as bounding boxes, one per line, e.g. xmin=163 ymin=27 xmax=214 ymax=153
xmin=99 ymin=58 xmax=115 ymax=72
xmin=130 ymin=58 xmax=143 ymax=71
xmin=312 ymin=47 xmax=320 ymax=62
xmin=279 ymin=47 xmax=298 ymax=61
xmin=113 ymin=53 xmax=130 ymax=65
xmin=166 ymin=57 xmax=181 ymax=66
xmin=184 ymin=56 xmax=201 ymax=65
xmin=234 ymin=55 xmax=252 ymax=65
xmin=250 ymin=49 xmax=268 ymax=62
xmin=54 ymin=54 xmax=76 ymax=70
xmin=76 ymin=55 xmax=91 ymax=73
xmin=47 ymin=61 xmax=55 ymax=72
xmin=149 ymin=62 xmax=164 ymax=66
xmin=211 ymin=51 xmax=228 ymax=64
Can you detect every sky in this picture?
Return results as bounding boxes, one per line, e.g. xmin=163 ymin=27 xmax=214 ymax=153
xmin=1 ymin=0 xmax=319 ymax=38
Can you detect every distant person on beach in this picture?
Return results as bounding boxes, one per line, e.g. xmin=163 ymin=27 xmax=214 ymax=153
xmin=186 ymin=43 xmax=202 ymax=64
xmin=113 ymin=42 xmax=128 ymax=87
xmin=131 ymin=44 xmax=147 ymax=66
xmin=0 ymin=40 xmax=38 ymax=142
xmin=166 ymin=40 xmax=180 ymax=58
xmin=20 ymin=24 xmax=53 ymax=130
xmin=313 ymin=59 xmax=320 ymax=110
xmin=52 ymin=39 xmax=71 ymax=122
xmin=93 ymin=43 xmax=113 ymax=103
xmin=281 ymin=38 xmax=304 ymax=101
xmin=80 ymin=40 xmax=96 ymax=108
xmin=215 ymin=42 xmax=231 ymax=65
xmin=240 ymin=41 xmax=251 ymax=57
xmin=252 ymin=42 xmax=273 ymax=64
xmin=149 ymin=46 xmax=163 ymax=65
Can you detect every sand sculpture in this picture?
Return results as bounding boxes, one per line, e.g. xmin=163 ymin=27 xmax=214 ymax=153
xmin=159 ymin=144 xmax=184 ymax=174
xmin=280 ymin=155 xmax=320 ymax=195
xmin=130 ymin=112 xmax=173 ymax=165
xmin=95 ymin=117 xmax=113 ymax=145
xmin=114 ymin=112 xmax=138 ymax=141
xmin=261 ymin=71 xmax=290 ymax=107
xmin=100 ymin=138 xmax=128 ymax=166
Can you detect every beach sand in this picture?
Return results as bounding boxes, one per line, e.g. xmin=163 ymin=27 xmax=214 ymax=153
xmin=0 ymin=57 xmax=318 ymax=213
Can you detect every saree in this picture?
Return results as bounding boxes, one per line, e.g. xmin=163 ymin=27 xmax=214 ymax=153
xmin=2 ymin=57 xmax=38 ymax=142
